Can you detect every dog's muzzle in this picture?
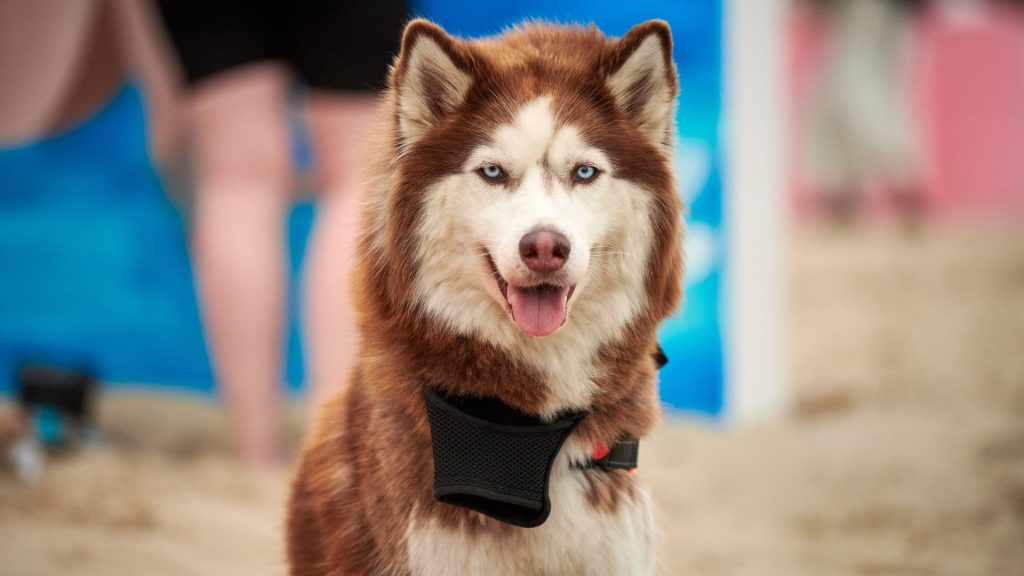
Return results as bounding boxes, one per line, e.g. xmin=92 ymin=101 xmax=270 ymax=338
xmin=423 ymin=384 xmax=585 ymax=528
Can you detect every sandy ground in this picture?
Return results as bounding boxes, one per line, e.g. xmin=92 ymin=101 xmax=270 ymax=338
xmin=1 ymin=226 xmax=1023 ymax=575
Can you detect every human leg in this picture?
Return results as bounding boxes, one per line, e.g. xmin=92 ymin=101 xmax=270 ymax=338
xmin=302 ymin=92 xmax=381 ymax=413
xmin=188 ymin=63 xmax=291 ymax=465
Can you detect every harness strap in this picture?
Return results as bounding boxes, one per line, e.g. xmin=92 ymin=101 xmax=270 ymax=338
xmin=577 ymin=438 xmax=640 ymax=471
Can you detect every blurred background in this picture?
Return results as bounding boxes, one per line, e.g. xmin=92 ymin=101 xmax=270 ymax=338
xmin=0 ymin=0 xmax=1022 ymax=574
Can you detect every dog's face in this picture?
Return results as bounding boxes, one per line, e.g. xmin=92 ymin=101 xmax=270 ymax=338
xmin=383 ymin=20 xmax=682 ymax=351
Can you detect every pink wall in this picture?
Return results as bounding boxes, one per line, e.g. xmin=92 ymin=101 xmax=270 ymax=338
xmin=789 ymin=2 xmax=1024 ymax=223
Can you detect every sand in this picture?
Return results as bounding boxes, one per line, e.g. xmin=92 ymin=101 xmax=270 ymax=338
xmin=1 ymin=225 xmax=1022 ymax=575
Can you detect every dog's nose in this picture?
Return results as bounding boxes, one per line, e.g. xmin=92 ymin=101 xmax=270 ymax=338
xmin=519 ymin=229 xmax=570 ymax=273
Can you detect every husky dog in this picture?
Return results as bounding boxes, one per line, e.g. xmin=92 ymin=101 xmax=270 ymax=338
xmin=287 ymin=18 xmax=684 ymax=576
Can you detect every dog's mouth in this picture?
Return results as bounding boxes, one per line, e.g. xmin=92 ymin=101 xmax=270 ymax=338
xmin=486 ymin=253 xmax=575 ymax=337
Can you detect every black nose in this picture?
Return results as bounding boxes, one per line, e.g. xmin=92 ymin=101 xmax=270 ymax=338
xmin=519 ymin=229 xmax=570 ymax=273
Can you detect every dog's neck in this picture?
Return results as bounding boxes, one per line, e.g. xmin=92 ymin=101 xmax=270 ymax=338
xmin=403 ymin=311 xmax=660 ymax=421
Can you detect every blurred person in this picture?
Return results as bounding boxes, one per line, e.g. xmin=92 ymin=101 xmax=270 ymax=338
xmin=156 ymin=1 xmax=407 ymax=466
xmin=0 ymin=0 xmax=176 ymax=158
xmin=802 ymin=0 xmax=927 ymax=225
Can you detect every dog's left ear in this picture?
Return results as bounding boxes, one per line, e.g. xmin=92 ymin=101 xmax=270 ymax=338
xmin=606 ymin=20 xmax=678 ymax=146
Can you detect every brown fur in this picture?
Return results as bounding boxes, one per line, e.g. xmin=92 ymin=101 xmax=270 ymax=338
xmin=287 ymin=19 xmax=683 ymax=575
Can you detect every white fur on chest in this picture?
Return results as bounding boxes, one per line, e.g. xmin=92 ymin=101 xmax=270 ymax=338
xmin=405 ymin=456 xmax=655 ymax=576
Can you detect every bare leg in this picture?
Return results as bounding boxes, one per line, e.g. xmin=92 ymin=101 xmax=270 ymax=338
xmin=826 ymin=187 xmax=860 ymax=228
xmin=303 ymin=92 xmax=381 ymax=414
xmin=891 ymin=183 xmax=927 ymax=233
xmin=188 ymin=64 xmax=291 ymax=466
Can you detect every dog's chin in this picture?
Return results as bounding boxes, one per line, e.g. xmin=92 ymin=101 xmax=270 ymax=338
xmin=485 ymin=253 xmax=576 ymax=338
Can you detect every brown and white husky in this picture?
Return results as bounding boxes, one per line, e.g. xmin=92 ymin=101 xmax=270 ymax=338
xmin=287 ymin=18 xmax=684 ymax=576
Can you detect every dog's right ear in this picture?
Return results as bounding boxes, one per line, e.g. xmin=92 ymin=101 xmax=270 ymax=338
xmin=392 ymin=20 xmax=475 ymax=144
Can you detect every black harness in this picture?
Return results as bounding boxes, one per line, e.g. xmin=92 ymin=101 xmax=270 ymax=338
xmin=422 ymin=347 xmax=667 ymax=528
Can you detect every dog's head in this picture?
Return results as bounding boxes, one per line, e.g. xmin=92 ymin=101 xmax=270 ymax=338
xmin=370 ymin=20 xmax=682 ymax=354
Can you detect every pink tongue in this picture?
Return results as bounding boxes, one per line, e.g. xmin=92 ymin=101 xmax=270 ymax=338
xmin=507 ymin=284 xmax=571 ymax=337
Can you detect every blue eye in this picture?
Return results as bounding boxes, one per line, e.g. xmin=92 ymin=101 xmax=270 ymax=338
xmin=574 ymin=165 xmax=598 ymax=182
xmin=479 ymin=165 xmax=505 ymax=181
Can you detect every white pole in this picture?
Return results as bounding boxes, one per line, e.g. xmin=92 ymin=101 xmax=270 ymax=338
xmin=724 ymin=0 xmax=790 ymax=423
